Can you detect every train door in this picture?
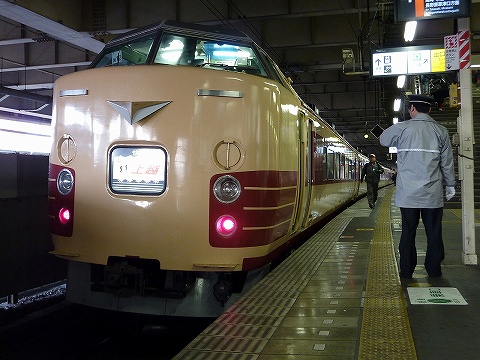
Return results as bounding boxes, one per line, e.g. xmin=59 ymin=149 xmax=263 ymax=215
xmin=291 ymin=112 xmax=313 ymax=233
xmin=301 ymin=119 xmax=314 ymax=227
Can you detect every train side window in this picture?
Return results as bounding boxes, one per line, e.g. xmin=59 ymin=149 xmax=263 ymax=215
xmin=334 ymin=153 xmax=340 ymax=180
xmin=340 ymin=154 xmax=345 ymax=180
xmin=93 ymin=35 xmax=155 ymax=68
xmin=348 ymin=157 xmax=355 ymax=180
xmin=322 ymin=148 xmax=327 ymax=181
xmin=312 ymin=133 xmax=325 ymax=184
xmin=327 ymin=150 xmax=335 ymax=180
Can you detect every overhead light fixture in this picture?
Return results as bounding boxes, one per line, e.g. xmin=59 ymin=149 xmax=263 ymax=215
xmin=397 ymin=75 xmax=406 ymax=88
xmin=404 ymin=21 xmax=417 ymax=42
xmin=393 ymin=98 xmax=401 ymax=112
xmin=364 ymin=122 xmax=369 ymax=139
xmin=393 ymin=117 xmax=399 ymax=124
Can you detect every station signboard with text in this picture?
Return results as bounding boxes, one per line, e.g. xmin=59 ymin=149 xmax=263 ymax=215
xmin=395 ymin=0 xmax=470 ymax=22
xmin=371 ymin=45 xmax=448 ymax=77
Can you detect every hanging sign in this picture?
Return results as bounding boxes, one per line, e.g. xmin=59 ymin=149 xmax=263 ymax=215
xmin=444 ymin=34 xmax=459 ymax=71
xmin=371 ymin=45 xmax=446 ymax=77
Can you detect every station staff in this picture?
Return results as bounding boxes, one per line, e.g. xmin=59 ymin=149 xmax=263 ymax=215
xmin=361 ymin=154 xmax=383 ymax=209
xmin=380 ymin=94 xmax=455 ymax=278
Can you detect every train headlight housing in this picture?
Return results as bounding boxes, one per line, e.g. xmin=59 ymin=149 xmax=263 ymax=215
xmin=216 ymin=215 xmax=237 ymax=237
xmin=213 ymin=175 xmax=241 ymax=203
xmin=57 ymin=168 xmax=74 ymax=195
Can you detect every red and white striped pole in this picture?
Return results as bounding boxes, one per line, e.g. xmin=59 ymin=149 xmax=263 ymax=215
xmin=458 ymin=30 xmax=470 ymax=69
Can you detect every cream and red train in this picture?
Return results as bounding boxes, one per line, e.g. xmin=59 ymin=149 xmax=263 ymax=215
xmin=48 ymin=20 xmax=390 ymax=317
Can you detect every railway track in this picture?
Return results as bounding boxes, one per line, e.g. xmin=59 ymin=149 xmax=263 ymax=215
xmin=0 ymin=300 xmax=212 ymax=359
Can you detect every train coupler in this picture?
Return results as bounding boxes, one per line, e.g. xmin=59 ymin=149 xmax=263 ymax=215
xmin=104 ymin=263 xmax=145 ymax=297
xmin=213 ymin=273 xmax=233 ymax=306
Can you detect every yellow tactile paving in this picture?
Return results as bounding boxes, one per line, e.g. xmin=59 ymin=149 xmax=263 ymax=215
xmin=358 ymin=188 xmax=418 ymax=359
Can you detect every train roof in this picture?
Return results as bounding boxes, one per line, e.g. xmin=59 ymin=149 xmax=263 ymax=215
xmin=104 ymin=20 xmax=252 ymax=48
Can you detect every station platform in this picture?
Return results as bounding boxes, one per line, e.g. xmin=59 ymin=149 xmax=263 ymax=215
xmin=173 ymin=186 xmax=480 ymax=359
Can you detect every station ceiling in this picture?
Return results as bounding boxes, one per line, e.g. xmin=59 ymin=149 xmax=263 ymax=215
xmin=0 ymin=0 xmax=479 ymax=164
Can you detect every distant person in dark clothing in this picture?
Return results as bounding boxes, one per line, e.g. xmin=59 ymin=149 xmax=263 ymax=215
xmin=361 ymin=154 xmax=384 ymax=209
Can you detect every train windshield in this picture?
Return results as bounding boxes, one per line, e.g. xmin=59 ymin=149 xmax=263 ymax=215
xmin=153 ymin=33 xmax=268 ymax=76
xmin=92 ymin=29 xmax=269 ymax=77
xmin=93 ymin=34 xmax=156 ymax=67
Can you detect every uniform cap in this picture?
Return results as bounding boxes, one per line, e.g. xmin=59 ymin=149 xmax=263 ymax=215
xmin=369 ymin=153 xmax=376 ymax=158
xmin=407 ymin=94 xmax=435 ymax=106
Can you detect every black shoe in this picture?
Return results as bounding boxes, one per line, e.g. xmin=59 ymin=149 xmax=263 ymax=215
xmin=399 ymin=272 xmax=413 ymax=279
xmin=428 ymin=272 xmax=442 ymax=278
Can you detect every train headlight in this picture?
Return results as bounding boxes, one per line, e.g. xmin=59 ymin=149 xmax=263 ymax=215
xmin=57 ymin=169 xmax=74 ymax=195
xmin=213 ymin=175 xmax=241 ymax=203
xmin=216 ymin=215 xmax=237 ymax=237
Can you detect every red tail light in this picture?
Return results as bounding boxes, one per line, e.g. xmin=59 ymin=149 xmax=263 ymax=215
xmin=216 ymin=215 xmax=237 ymax=237
xmin=58 ymin=207 xmax=71 ymax=224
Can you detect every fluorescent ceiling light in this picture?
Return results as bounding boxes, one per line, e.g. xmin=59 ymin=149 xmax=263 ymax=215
xmin=397 ymin=75 xmax=406 ymax=88
xmin=404 ymin=21 xmax=417 ymax=42
xmin=393 ymin=98 xmax=401 ymax=111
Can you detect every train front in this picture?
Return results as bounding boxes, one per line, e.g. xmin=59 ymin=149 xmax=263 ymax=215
xmin=48 ymin=21 xmax=300 ymax=316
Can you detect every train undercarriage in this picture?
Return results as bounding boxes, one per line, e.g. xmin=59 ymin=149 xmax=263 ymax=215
xmin=67 ymin=257 xmax=269 ymax=317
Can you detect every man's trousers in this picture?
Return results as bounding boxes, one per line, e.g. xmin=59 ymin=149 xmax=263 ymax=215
xmin=399 ymin=207 xmax=444 ymax=277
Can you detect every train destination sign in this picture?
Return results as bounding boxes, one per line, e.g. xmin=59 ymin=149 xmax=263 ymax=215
xmin=371 ymin=45 xmax=446 ymax=77
xmin=109 ymin=146 xmax=167 ymax=196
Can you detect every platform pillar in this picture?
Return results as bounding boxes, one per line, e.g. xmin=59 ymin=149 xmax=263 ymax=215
xmin=457 ymin=18 xmax=477 ymax=265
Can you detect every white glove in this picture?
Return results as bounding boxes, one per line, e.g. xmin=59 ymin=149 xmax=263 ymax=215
xmin=445 ymin=186 xmax=455 ymax=201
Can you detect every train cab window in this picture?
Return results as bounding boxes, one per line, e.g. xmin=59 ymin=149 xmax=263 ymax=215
xmin=153 ymin=33 xmax=268 ymax=76
xmin=92 ymin=35 xmax=156 ymax=68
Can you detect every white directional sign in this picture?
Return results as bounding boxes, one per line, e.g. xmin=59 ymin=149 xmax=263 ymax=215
xmin=371 ymin=45 xmax=448 ymax=77
xmin=372 ymin=51 xmax=408 ymax=76
xmin=408 ymin=49 xmax=431 ymax=74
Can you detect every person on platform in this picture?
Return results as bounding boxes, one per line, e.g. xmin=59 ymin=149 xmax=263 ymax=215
xmin=361 ymin=153 xmax=384 ymax=209
xmin=379 ymin=94 xmax=456 ymax=278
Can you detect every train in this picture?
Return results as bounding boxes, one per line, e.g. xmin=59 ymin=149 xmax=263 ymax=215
xmin=48 ymin=20 xmax=391 ymax=317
